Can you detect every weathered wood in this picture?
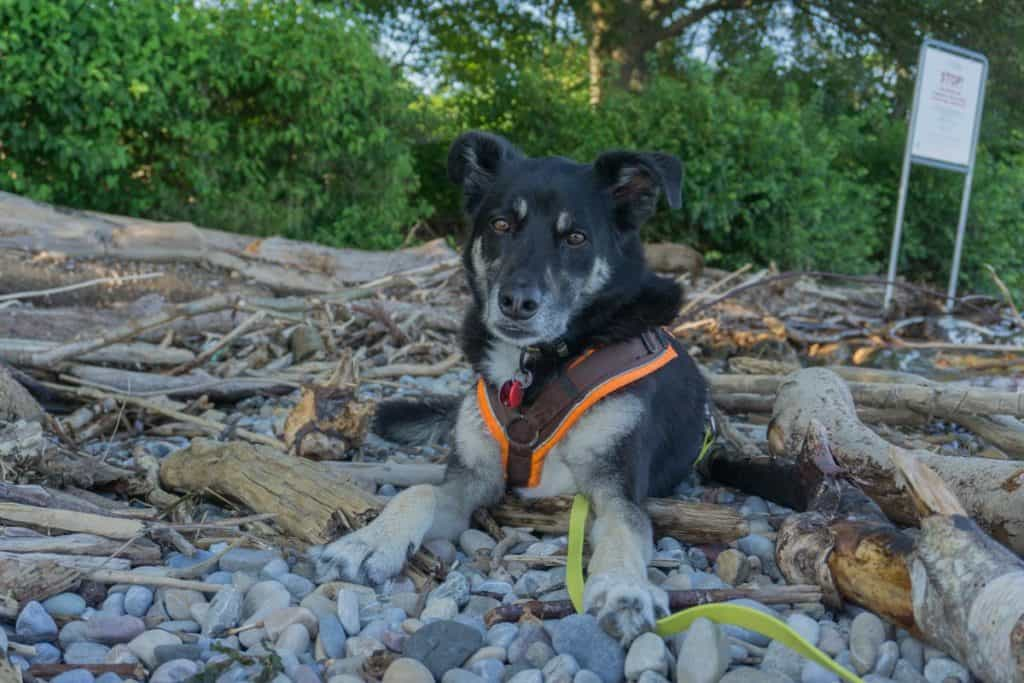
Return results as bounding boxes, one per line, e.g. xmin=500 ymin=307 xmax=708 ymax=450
xmin=643 ymin=242 xmax=704 ymax=277
xmin=768 ymin=368 xmax=1024 ymax=554
xmin=0 ymin=530 xmax=161 ymax=565
xmin=0 ymin=502 xmax=145 ymax=539
xmin=27 ymin=664 xmax=142 ymax=679
xmin=0 ymin=363 xmax=43 ymax=422
xmin=67 ymin=364 xmax=292 ymax=401
xmin=490 ymin=496 xmax=749 ymax=545
xmin=0 ymin=338 xmax=194 ymax=367
xmin=327 ymin=462 xmax=447 ymax=488
xmin=0 ymin=555 xmax=81 ymax=605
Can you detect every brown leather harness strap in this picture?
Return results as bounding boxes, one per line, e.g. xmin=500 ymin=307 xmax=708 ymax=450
xmin=477 ymin=329 xmax=678 ymax=488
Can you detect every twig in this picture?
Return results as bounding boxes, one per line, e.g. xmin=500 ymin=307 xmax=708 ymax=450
xmin=679 ymin=263 xmax=754 ymax=317
xmin=0 ymin=272 xmax=164 ymax=303
xmin=361 ymin=353 xmax=463 ymax=379
xmin=28 ymin=663 xmax=143 ymax=678
xmin=29 ymin=293 xmax=238 ymax=366
xmin=84 ymin=568 xmax=226 ymax=593
xmin=984 ymin=264 xmax=1024 ymax=331
xmin=501 ymin=554 xmax=681 ymax=569
xmin=169 ymin=310 xmax=268 ymax=375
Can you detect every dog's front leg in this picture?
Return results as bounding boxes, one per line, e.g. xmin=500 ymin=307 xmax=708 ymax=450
xmin=313 ymin=397 xmax=504 ymax=585
xmin=583 ymin=488 xmax=669 ymax=645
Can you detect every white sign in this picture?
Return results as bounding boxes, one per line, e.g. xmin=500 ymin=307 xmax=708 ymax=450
xmin=910 ymin=46 xmax=985 ymax=168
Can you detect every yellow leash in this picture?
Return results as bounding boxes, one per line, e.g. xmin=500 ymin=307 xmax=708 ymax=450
xmin=566 ymin=495 xmax=864 ymax=683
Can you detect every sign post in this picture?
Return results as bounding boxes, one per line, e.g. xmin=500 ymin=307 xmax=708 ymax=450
xmin=883 ymin=39 xmax=987 ymax=313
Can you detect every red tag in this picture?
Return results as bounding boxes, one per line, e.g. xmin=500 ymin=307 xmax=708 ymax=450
xmin=499 ymin=379 xmax=524 ymax=408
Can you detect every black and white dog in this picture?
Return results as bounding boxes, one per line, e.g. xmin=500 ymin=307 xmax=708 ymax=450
xmin=313 ymin=132 xmax=708 ymax=644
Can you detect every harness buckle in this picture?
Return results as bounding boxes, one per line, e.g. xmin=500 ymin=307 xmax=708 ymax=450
xmin=506 ymin=415 xmax=541 ymax=448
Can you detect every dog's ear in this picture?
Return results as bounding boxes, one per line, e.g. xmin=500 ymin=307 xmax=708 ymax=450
xmin=448 ymin=131 xmax=523 ymax=213
xmin=594 ymin=151 xmax=683 ymax=228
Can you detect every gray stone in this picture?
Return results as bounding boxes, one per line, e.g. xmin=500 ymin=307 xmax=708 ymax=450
xmin=464 ymin=595 xmax=501 ymax=619
xmin=800 ymin=661 xmax=839 ymax=683
xmin=16 ymin=600 xmax=58 ymax=639
xmin=220 ymin=548 xmax=281 ymax=573
xmin=736 ymin=535 xmax=775 ymax=562
xmin=624 ymin=632 xmax=669 ymax=680
xmin=51 ymin=672 xmax=96 ymax=683
xmin=318 ymin=614 xmax=347 ymax=659
xmin=675 ymin=617 xmax=730 ymax=683
xmin=922 ymin=658 xmax=968 ymax=683
xmin=163 ymin=589 xmax=205 ymax=621
xmin=425 ymin=539 xmax=458 ymax=565
xmin=64 ymin=642 xmax=110 ymax=665
xmin=101 ymin=593 xmax=125 ymax=616
xmin=543 ymin=654 xmax=580 ymax=683
xmin=104 ymin=643 xmax=138 ymax=665
xmin=84 ymin=615 xmax=146 ymax=644
xmin=43 ymin=593 xmax=87 ymax=618
xmin=721 ymin=668 xmax=797 ymax=682
xmin=850 ymin=613 xmax=886 ymax=675
xmin=123 ymin=587 xmax=154 ymax=618
xmin=513 ymin=570 xmax=553 ymax=598
xmin=465 ymin=646 xmax=505 ymax=667
xmin=507 ymin=670 xmax=543 ymax=683
xmin=460 ymin=529 xmax=497 ymax=556
xmin=786 ymin=614 xmax=820 ymax=647
xmin=281 ymin=573 xmax=316 ymax=600
xmin=190 ymin=601 xmax=210 ymax=625
xmin=689 ymin=572 xmax=729 ymax=590
xmin=127 ymin=629 xmax=182 ymax=669
xmin=264 ymin=606 xmax=318 ymax=641
xmin=157 ymin=620 xmax=200 ymax=634
xmin=154 ymin=643 xmax=203 ymax=666
xmin=329 ymin=677 xmax=366 ymax=683
xmin=31 ymin=642 xmax=61 ymax=664
xmin=723 ymin=599 xmax=778 ymax=647
xmin=243 ymin=581 xmax=291 ymax=621
xmin=762 ymin=641 xmax=804 ymax=681
xmin=444 ymin=669 xmax=486 ymax=683
xmin=899 ymin=639 xmax=924 ymax=673
xmin=403 ymin=619 xmax=484 ymax=679
xmin=336 ymin=589 xmax=361 ymax=635
xmin=508 ymin=623 xmax=551 ymax=665
xmin=384 ymin=657 xmax=436 ymax=683
xmin=203 ymin=586 xmax=243 ymax=637
xmin=260 ymin=557 xmax=290 ymax=580
xmin=232 ymin=571 xmax=257 ymax=593
xmin=276 ymin=622 xmax=311 ymax=654
xmin=0 ymin=629 xmax=6 ymax=655
xmin=635 ymin=672 xmax=670 ymax=683
xmin=524 ymin=640 xmax=555 ymax=668
xmin=151 ymin=658 xmax=200 ymax=683
xmin=206 ymin=571 xmax=234 ymax=585
xmin=574 ymin=672 xmax=604 ymax=683
xmin=293 ymin=665 xmax=321 ymax=683
xmin=487 ymin=623 xmax=518 ymax=649
xmin=471 ymin=658 xmax=505 ymax=683
xmin=874 ymin=641 xmax=899 ymax=678
xmin=429 ymin=572 xmax=471 ymax=608
xmin=477 ymin=580 xmax=514 ymax=596
xmin=818 ymin=624 xmax=845 ymax=657
xmin=687 ymin=548 xmax=709 ymax=570
xmin=546 ymin=614 xmax=624 ymax=683
xmin=715 ymin=548 xmax=750 ymax=585
xmin=95 ymin=674 xmax=123 ymax=683
xmin=892 ymin=661 xmax=928 ymax=683
xmin=346 ymin=635 xmax=385 ymax=658
xmin=422 ymin=597 xmax=459 ymax=622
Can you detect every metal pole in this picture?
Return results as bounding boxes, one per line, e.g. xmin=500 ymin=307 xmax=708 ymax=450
xmin=945 ymin=165 xmax=976 ymax=311
xmin=883 ymin=152 xmax=913 ymax=312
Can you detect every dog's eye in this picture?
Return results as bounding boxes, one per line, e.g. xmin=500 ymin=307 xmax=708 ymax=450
xmin=492 ymin=218 xmax=511 ymax=233
xmin=564 ymin=231 xmax=587 ymax=247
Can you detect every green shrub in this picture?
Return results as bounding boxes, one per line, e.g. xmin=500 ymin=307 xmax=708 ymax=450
xmin=0 ymin=0 xmax=421 ymax=249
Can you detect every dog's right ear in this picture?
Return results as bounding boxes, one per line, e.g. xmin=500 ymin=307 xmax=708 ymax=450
xmin=448 ymin=132 xmax=523 ymax=213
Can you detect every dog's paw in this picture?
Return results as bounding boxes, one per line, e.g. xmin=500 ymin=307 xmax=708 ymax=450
xmin=583 ymin=572 xmax=669 ymax=645
xmin=311 ymin=526 xmax=413 ymax=585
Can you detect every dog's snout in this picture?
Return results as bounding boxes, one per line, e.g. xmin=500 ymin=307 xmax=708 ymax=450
xmin=498 ymin=284 xmax=541 ymax=321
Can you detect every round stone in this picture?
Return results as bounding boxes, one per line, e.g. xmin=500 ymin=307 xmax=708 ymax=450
xmin=336 ymin=589 xmax=361 ymax=635
xmin=150 ymin=658 xmax=200 ymax=683
xmin=625 ymin=632 xmax=669 ymax=680
xmin=276 ymin=622 xmax=311 ymax=654
xmin=459 ymin=529 xmax=497 ymax=557
xmin=43 ymin=593 xmax=87 ymax=618
xmin=674 ymin=617 xmax=730 ymax=683
xmin=714 ymin=549 xmax=750 ymax=585
xmin=64 ymin=641 xmax=111 ymax=665
xmin=128 ymin=629 xmax=183 ymax=669
xmin=50 ymin=672 xmax=96 ymax=683
xmin=383 ymin=657 xmax=435 ymax=683
xmin=85 ymin=615 xmax=146 ymax=644
xmin=786 ymin=613 xmax=821 ymax=647
xmin=123 ymin=587 xmax=154 ymax=618
xmin=923 ymin=658 xmax=969 ymax=683
xmin=16 ymin=600 xmax=58 ymax=639
xmin=850 ymin=613 xmax=886 ymax=675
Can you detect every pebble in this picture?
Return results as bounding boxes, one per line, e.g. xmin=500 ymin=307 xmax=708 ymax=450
xmin=786 ymin=613 xmax=820 ymax=647
xmin=463 ymin=595 xmax=500 ymax=619
xmin=430 ymin=572 xmax=471 ymax=607
xmin=547 ymin=614 xmax=624 ymax=683
xmin=425 ymin=539 xmax=458 ymax=565
xmin=850 ymin=612 xmax=887 ymax=674
xmin=43 ymin=593 xmax=88 ymax=618
xmin=128 ymin=629 xmax=182 ymax=669
xmin=687 ymin=547 xmax=709 ymax=570
xmin=403 ymin=620 xmax=483 ymax=679
xmin=470 ymin=658 xmax=505 ymax=683
xmin=923 ymin=658 xmax=969 ymax=683
xmin=721 ymin=668 xmax=798 ymax=682
xmin=101 ymin=592 xmax=125 ymax=616
xmin=16 ymin=601 xmax=58 ymax=639
xmin=163 ymin=588 xmax=205 ymax=621
xmin=85 ymin=615 xmax=146 ymax=644
xmin=31 ymin=642 xmax=61 ymax=664
xmin=460 ymin=529 xmax=497 ymax=556
xmin=508 ymin=623 xmax=551 ymax=665
xmin=281 ymin=572 xmax=316 ymax=599
xmin=157 ymin=619 xmax=200 ymax=633
xmin=64 ymin=641 xmax=111 ymax=665
xmin=421 ymin=597 xmax=459 ymax=621
xmin=329 ymin=677 xmax=365 ymax=683
xmin=202 ymin=586 xmax=242 ymax=636
xmin=260 ymin=557 xmax=291 ymax=579
xmin=487 ymin=623 xmax=518 ymax=649
xmin=220 ymin=548 xmax=281 ymax=573
xmin=123 ymin=586 xmax=154 ymax=617
xmin=715 ymin=549 xmax=750 ymax=585
xmin=636 ymin=672 xmax=671 ymax=683
xmin=96 ymin=675 xmax=122 ymax=683
xmin=874 ymin=641 xmax=899 ymax=678
xmin=899 ymin=639 xmax=924 ymax=672
xmin=464 ymin=646 xmax=506 ymax=667
xmin=524 ymin=640 xmax=556 ymax=668
xmin=543 ymin=654 xmax=580 ymax=683
xmin=476 ymin=580 xmax=514 ymax=596
xmin=318 ymin=614 xmax=347 ymax=659
xmin=243 ymin=580 xmax=291 ymax=620
xmin=51 ymin=672 xmax=96 ymax=683
xmin=801 ymin=661 xmax=839 ymax=683
xmin=104 ymin=643 xmax=138 ymax=665
xmin=336 ymin=589 xmax=361 ymax=635
xmin=508 ymin=670 xmax=544 ymax=683
xmin=153 ymin=643 xmax=203 ymax=666
xmin=723 ymin=599 xmax=778 ymax=647
xmin=675 ymin=617 xmax=730 ymax=683
xmin=384 ymin=657 xmax=437 ymax=683
xmin=276 ymin=622 xmax=311 ymax=654
xmin=892 ymin=661 xmax=928 ymax=683
xmin=150 ymin=658 xmax=200 ymax=683
xmin=346 ymin=635 xmax=386 ymax=658
xmin=625 ymin=632 xmax=669 ymax=680
xmin=818 ymin=624 xmax=845 ymax=657
xmin=0 ymin=629 xmax=6 ymax=655
xmin=443 ymin=670 xmax=486 ymax=683
xmin=574 ymin=672 xmax=604 ymax=683
xmin=264 ymin=606 xmax=318 ymax=641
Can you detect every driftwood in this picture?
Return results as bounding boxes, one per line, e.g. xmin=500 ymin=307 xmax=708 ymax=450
xmin=768 ymin=368 xmax=1024 ymax=554
xmin=0 ymin=363 xmax=43 ymax=422
xmin=66 ymin=364 xmax=293 ymax=401
xmin=0 ymin=529 xmax=160 ymax=565
xmin=0 ymin=338 xmax=194 ymax=368
xmin=0 ymin=502 xmax=145 ymax=539
xmin=775 ymin=419 xmax=1024 ymax=683
xmin=483 ymin=584 xmax=821 ymax=626
xmin=0 ymin=555 xmax=81 ymax=606
xmin=27 ymin=664 xmax=143 ymax=679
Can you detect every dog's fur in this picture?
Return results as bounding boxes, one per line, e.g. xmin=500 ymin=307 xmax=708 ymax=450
xmin=312 ymin=132 xmax=708 ymax=644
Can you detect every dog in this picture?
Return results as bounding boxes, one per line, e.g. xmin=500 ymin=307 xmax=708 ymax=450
xmin=313 ymin=131 xmax=709 ymax=645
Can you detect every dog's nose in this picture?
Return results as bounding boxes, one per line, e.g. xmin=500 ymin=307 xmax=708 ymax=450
xmin=499 ymin=286 xmax=541 ymax=321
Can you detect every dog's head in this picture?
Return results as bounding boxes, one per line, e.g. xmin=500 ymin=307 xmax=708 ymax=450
xmin=449 ymin=131 xmax=682 ymax=346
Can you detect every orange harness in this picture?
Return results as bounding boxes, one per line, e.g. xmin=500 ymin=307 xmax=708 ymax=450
xmin=477 ymin=329 xmax=678 ymax=488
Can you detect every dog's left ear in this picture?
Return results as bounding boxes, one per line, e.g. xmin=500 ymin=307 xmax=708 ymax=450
xmin=448 ymin=131 xmax=524 ymax=214
xmin=594 ymin=151 xmax=683 ymax=228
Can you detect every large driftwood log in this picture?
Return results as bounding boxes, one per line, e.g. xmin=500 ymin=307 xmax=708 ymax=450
xmin=0 ymin=338 xmax=193 ymax=368
xmin=0 ymin=529 xmax=161 ymax=565
xmin=768 ymin=368 xmax=1024 ymax=554
xmin=67 ymin=364 xmax=292 ymax=401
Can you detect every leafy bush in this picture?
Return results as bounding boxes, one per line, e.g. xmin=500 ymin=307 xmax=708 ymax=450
xmin=0 ymin=0 xmax=421 ymax=249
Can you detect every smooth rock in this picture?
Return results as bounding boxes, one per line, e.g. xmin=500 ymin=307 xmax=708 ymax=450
xmin=444 ymin=669 xmax=486 ymax=683
xmin=329 ymin=677 xmax=366 ymax=683
xmin=721 ymin=668 xmax=797 ymax=682
xmin=471 ymin=658 xmax=505 ymax=683
xmin=318 ymin=614 xmax=347 ymax=659
xmin=51 ymin=672 xmax=96 ymax=683
xmin=675 ymin=617 xmax=730 ymax=683
xmin=543 ymin=654 xmax=580 ymax=683
xmin=346 ymin=635 xmax=385 ymax=658
xmin=264 ymin=606 xmax=318 ymax=641
xmin=336 ymin=589 xmax=361 ymax=635
xmin=525 ymin=640 xmax=555 ymax=668
xmin=101 ymin=593 xmax=125 ymax=616
xmin=508 ymin=623 xmax=551 ymax=665
xmin=722 ymin=599 xmax=777 ymax=647
xmin=460 ymin=529 xmax=497 ymax=556
xmin=487 ymin=623 xmax=518 ymax=649
xmin=163 ymin=589 xmax=205 ymax=621
xmin=508 ymin=670 xmax=543 ymax=683
xmin=63 ymin=641 xmax=110 ymax=666
xmin=625 ymin=632 xmax=669 ymax=680
xmin=715 ymin=549 xmax=750 ymax=585
xmin=281 ymin=573 xmax=316 ymax=600
xmin=546 ymin=614 xmax=624 ymax=683
xmin=206 ymin=571 xmax=234 ymax=585
xmin=153 ymin=643 xmax=203 ymax=666
xmin=899 ymin=639 xmax=924 ymax=672
xmin=85 ymin=615 xmax=146 ymax=644
xmin=0 ymin=629 xmax=6 ymax=655
xmin=762 ymin=641 xmax=804 ymax=681
xmin=818 ymin=624 xmax=845 ymax=657
xmin=477 ymin=580 xmax=514 ymax=596
xmin=463 ymin=595 xmax=501 ymax=619
xmin=384 ymin=657 xmax=436 ymax=683
xmin=95 ymin=674 xmax=122 ymax=683
xmin=151 ymin=658 xmax=200 ymax=683
xmin=403 ymin=619 xmax=425 ymax=634
xmin=786 ymin=614 xmax=820 ymax=647
xmin=574 ymin=672 xmax=604 ymax=683
xmin=43 ymin=593 xmax=88 ymax=618
xmin=128 ymin=629 xmax=182 ymax=669
xmin=922 ymin=658 xmax=968 ymax=683
xmin=293 ymin=664 xmax=321 ymax=683
xmin=157 ymin=619 xmax=199 ymax=633
xmin=202 ymin=586 xmax=243 ymax=637
xmin=425 ymin=539 xmax=457 ymax=565
xmin=276 ymin=622 xmax=311 ymax=654
xmin=850 ymin=613 xmax=886 ymax=675
xmin=260 ymin=557 xmax=290 ymax=580
xmin=421 ymin=597 xmax=459 ymax=622
xmin=16 ymin=601 xmax=58 ymax=639
xmin=220 ymin=548 xmax=281 ymax=573
xmin=465 ymin=646 xmax=507 ymax=667
xmin=302 ymin=593 xmax=337 ymax=621
xmin=124 ymin=587 xmax=154 ymax=618
xmin=892 ymin=661 xmax=927 ymax=683
xmin=801 ymin=661 xmax=839 ymax=683
xmin=403 ymin=619 xmax=483 ymax=679
xmin=104 ymin=644 xmax=139 ymax=665
xmin=429 ymin=572 xmax=471 ymax=608
xmin=874 ymin=641 xmax=899 ymax=678
xmin=243 ymin=581 xmax=291 ymax=620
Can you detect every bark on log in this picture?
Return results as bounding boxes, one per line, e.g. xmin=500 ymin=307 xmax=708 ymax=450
xmin=0 ymin=555 xmax=81 ymax=605
xmin=0 ymin=338 xmax=194 ymax=368
xmin=768 ymin=368 xmax=1024 ymax=554
xmin=67 ymin=364 xmax=292 ymax=401
xmin=0 ymin=502 xmax=145 ymax=540
xmin=0 ymin=530 xmax=161 ymax=565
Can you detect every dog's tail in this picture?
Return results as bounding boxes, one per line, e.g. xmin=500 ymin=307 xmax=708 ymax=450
xmin=372 ymin=395 xmax=461 ymax=446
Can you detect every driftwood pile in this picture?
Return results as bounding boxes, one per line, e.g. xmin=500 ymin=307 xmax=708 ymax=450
xmin=1 ymin=192 xmax=1023 ymax=682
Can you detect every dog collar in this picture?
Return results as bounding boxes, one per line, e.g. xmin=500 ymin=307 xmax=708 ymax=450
xmin=477 ymin=329 xmax=678 ymax=488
